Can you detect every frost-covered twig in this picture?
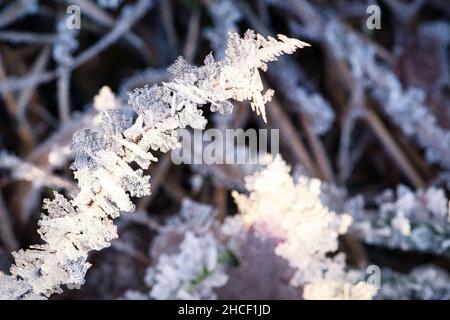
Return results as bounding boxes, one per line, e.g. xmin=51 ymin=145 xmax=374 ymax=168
xmin=0 ymin=31 xmax=55 ymax=44
xmin=96 ymin=0 xmax=123 ymax=10
xmin=378 ymin=265 xmax=450 ymax=300
xmin=69 ymin=0 xmax=154 ymax=73
xmin=0 ymin=30 xmax=307 ymax=299
xmin=265 ymin=97 xmax=318 ymax=177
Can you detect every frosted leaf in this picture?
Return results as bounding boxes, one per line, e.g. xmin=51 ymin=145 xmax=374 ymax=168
xmin=424 ymin=187 xmax=448 ymax=218
xmin=391 ymin=212 xmax=411 ymax=236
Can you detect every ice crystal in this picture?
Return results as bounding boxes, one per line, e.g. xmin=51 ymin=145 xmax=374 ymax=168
xmin=229 ymin=155 xmax=376 ymax=299
xmin=0 ymin=272 xmax=42 ymax=300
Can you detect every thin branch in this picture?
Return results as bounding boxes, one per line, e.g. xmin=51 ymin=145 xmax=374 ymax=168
xmin=182 ymin=6 xmax=201 ymax=63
